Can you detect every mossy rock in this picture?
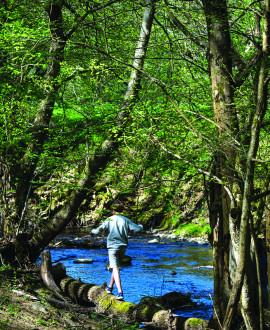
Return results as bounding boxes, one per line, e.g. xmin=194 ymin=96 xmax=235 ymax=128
xmin=184 ymin=317 xmax=208 ymax=329
xmin=135 ymin=304 xmax=161 ymax=322
xmin=152 ymin=310 xmax=175 ymax=328
xmin=114 ymin=301 xmax=136 ymax=322
xmin=135 ymin=297 xmax=162 ymax=322
xmin=138 ymin=292 xmax=196 ymax=311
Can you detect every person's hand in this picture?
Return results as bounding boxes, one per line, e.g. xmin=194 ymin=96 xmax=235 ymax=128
xmin=91 ymin=228 xmax=99 ymax=235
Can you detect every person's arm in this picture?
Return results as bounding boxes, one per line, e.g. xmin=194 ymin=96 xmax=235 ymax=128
xmin=91 ymin=220 xmax=108 ymax=235
xmin=127 ymin=219 xmax=143 ymax=232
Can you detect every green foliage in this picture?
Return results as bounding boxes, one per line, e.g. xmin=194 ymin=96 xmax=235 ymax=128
xmin=0 ymin=296 xmax=10 ymax=305
xmin=7 ymin=303 xmax=19 ymax=317
xmin=36 ymin=318 xmax=47 ymax=326
xmin=107 ymin=320 xmax=140 ymax=330
xmin=175 ymin=222 xmax=211 ymax=238
xmin=0 ymin=0 xmax=269 ymax=243
xmin=0 ymin=318 xmax=10 ymax=327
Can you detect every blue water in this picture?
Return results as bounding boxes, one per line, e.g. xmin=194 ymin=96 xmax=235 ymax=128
xmin=45 ymin=235 xmax=213 ymax=320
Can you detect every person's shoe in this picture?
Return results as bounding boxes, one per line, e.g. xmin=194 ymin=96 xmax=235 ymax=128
xmin=116 ymin=292 xmax=124 ymax=300
xmin=106 ymin=286 xmax=113 ymax=294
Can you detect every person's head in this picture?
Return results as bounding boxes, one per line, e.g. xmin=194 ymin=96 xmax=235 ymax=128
xmin=111 ymin=200 xmax=124 ymax=213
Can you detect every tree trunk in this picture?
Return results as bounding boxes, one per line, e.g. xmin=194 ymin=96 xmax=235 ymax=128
xmin=4 ymin=0 xmax=67 ymax=236
xmin=223 ymin=1 xmax=270 ymax=327
xmin=266 ymin=195 xmax=270 ymax=308
xmin=202 ymin=0 xmax=269 ymax=328
xmin=40 ymin=250 xmax=61 ymax=292
xmin=208 ymin=154 xmax=227 ymax=324
xmin=202 ymin=0 xmax=239 ymax=326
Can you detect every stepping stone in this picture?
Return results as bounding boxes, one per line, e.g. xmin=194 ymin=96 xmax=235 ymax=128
xmin=73 ymin=258 xmax=93 ymax=263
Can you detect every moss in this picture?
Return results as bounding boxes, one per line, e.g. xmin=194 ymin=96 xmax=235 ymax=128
xmin=35 ymin=287 xmax=55 ymax=298
xmin=141 ymin=306 xmax=150 ymax=316
xmin=98 ymin=295 xmax=113 ymax=310
xmin=99 ymin=296 xmax=135 ymax=314
xmin=135 ymin=303 xmax=161 ymax=322
xmin=185 ymin=317 xmax=208 ymax=329
xmin=115 ymin=301 xmax=135 ymax=312
xmin=189 ymin=318 xmax=203 ymax=325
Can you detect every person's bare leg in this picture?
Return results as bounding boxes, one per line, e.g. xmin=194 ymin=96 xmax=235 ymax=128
xmin=109 ymin=271 xmax=115 ymax=289
xmin=112 ymin=267 xmax=122 ymax=293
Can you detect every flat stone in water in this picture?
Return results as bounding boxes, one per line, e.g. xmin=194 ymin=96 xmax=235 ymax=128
xmin=197 ymin=266 xmax=213 ymax=270
xmin=148 ymin=238 xmax=160 ymax=243
xmin=73 ymin=258 xmax=93 ymax=263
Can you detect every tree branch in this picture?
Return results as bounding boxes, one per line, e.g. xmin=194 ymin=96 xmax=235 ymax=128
xmin=65 ymin=0 xmax=121 ymax=40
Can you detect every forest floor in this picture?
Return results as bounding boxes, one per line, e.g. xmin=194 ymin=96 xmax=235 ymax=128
xmin=0 ymin=271 xmax=139 ymax=330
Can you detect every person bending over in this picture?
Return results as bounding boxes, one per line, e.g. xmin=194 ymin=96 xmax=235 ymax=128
xmin=91 ymin=200 xmax=143 ymax=300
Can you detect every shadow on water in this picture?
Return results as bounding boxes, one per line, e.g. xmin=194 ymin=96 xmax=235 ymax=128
xmin=45 ymin=233 xmax=214 ymax=320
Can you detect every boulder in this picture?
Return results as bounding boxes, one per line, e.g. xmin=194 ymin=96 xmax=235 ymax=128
xmin=152 ymin=310 xmax=187 ymax=329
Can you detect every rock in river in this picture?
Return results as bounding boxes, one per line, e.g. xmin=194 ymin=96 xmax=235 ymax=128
xmin=73 ymin=258 xmax=94 ymax=264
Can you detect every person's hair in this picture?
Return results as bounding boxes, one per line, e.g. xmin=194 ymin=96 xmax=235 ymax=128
xmin=111 ymin=200 xmax=124 ymax=213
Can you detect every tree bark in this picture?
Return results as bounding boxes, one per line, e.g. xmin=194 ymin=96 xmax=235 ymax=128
xmin=202 ymin=0 xmax=239 ymax=326
xmin=266 ymin=195 xmax=270 ymax=308
xmin=40 ymin=250 xmax=61 ymax=292
xmin=208 ymin=154 xmax=226 ymax=324
xmin=6 ymin=0 xmax=67 ymax=235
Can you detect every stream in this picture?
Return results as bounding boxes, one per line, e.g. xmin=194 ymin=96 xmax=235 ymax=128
xmin=47 ymin=231 xmax=214 ymax=320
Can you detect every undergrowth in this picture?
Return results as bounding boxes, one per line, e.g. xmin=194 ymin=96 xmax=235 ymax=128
xmin=175 ymin=222 xmax=211 ymax=237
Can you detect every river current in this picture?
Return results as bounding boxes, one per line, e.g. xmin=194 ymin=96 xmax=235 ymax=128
xmin=47 ymin=232 xmax=214 ymax=320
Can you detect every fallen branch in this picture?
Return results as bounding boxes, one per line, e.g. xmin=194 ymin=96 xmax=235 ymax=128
xmin=46 ymin=297 xmax=96 ymax=313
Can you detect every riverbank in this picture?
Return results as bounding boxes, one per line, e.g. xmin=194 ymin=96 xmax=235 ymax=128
xmin=0 ymin=271 xmax=139 ymax=329
xmin=148 ymin=229 xmax=210 ymax=245
xmin=47 ymin=227 xmax=211 ymax=252
xmin=57 ymin=226 xmax=211 ymax=244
